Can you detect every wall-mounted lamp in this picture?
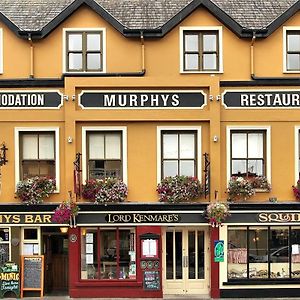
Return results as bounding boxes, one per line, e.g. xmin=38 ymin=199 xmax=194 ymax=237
xmin=60 ymin=227 xmax=69 ymax=233
xmin=67 ymin=136 xmax=73 ymax=143
xmin=213 ymin=135 xmax=218 ymax=143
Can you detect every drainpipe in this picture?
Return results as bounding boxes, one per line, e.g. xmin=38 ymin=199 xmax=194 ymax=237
xmin=250 ymin=31 xmax=300 ymax=81
xmin=28 ymin=33 xmax=34 ymax=78
xmin=250 ymin=32 xmax=256 ymax=78
xmin=141 ymin=31 xmax=145 ymax=73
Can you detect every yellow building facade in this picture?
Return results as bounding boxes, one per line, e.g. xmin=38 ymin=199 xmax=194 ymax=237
xmin=0 ymin=0 xmax=300 ymax=298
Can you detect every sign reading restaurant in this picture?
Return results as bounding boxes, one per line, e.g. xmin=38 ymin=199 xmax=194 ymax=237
xmin=222 ymin=90 xmax=300 ymax=108
xmin=79 ymin=90 xmax=206 ymax=109
xmin=0 ymin=90 xmax=63 ymax=109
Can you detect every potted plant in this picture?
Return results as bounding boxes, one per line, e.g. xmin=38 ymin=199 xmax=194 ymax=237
xmin=293 ymin=179 xmax=300 ymax=201
xmin=52 ymin=197 xmax=79 ymax=227
xmin=205 ymin=202 xmax=230 ymax=227
xmin=157 ymin=175 xmax=202 ymax=203
xmin=82 ymin=177 xmax=128 ymax=203
xmin=227 ymin=176 xmax=255 ymax=201
xmin=15 ymin=176 xmax=56 ymax=205
xmin=250 ymin=176 xmax=272 ymax=192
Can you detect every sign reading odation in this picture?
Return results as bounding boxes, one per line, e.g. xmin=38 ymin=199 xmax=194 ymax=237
xmin=0 ymin=91 xmax=63 ymax=109
xmin=223 ymin=90 xmax=300 ymax=108
xmin=79 ymin=90 xmax=206 ymax=109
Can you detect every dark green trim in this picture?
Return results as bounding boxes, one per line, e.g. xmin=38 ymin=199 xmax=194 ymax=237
xmin=221 ymin=288 xmax=300 ymax=298
xmin=220 ymin=79 xmax=300 ymax=86
xmin=0 ymin=202 xmax=208 ymax=212
xmin=0 ymin=79 xmax=64 ymax=87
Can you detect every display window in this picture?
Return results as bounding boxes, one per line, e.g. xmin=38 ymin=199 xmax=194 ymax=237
xmin=81 ymin=227 xmax=136 ymax=280
xmin=228 ymin=226 xmax=300 ymax=280
xmin=0 ymin=227 xmax=10 ymax=265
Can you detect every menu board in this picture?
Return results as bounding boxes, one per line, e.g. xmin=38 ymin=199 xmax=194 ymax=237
xmin=21 ymin=256 xmax=44 ymax=297
xmin=0 ymin=262 xmax=20 ymax=298
xmin=143 ymin=271 xmax=160 ymax=290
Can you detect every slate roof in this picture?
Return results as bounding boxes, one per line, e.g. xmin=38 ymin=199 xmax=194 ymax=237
xmin=212 ymin=0 xmax=298 ymax=29
xmin=0 ymin=0 xmax=299 ymax=36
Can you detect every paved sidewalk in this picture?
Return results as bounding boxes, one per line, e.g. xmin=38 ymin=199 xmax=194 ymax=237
xmin=4 ymin=293 xmax=300 ymax=300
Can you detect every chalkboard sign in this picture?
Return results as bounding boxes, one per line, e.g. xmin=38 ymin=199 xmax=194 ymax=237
xmin=0 ymin=262 xmax=20 ymax=298
xmin=21 ymin=255 xmax=44 ymax=297
xmin=143 ymin=270 xmax=160 ymax=290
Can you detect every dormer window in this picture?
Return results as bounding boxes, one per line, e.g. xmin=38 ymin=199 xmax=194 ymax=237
xmin=180 ymin=27 xmax=223 ymax=73
xmin=64 ymin=29 xmax=105 ymax=73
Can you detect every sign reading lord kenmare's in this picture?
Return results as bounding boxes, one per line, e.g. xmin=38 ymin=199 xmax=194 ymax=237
xmin=0 ymin=90 xmax=63 ymax=109
xmin=79 ymin=90 xmax=206 ymax=109
xmin=222 ymin=90 xmax=300 ymax=108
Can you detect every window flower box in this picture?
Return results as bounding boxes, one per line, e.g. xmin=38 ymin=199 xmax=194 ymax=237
xmin=227 ymin=176 xmax=271 ymax=202
xmin=157 ymin=175 xmax=202 ymax=203
xmin=82 ymin=177 xmax=128 ymax=204
xmin=15 ymin=176 xmax=56 ymax=205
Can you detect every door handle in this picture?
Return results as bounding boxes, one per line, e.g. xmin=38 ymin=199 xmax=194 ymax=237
xmin=183 ymin=256 xmax=188 ymax=268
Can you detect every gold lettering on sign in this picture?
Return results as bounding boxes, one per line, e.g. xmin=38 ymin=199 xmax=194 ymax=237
xmin=258 ymin=212 xmax=300 ymax=223
xmin=0 ymin=272 xmax=19 ymax=281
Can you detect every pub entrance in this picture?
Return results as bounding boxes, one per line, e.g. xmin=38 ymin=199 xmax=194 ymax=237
xmin=162 ymin=227 xmax=209 ymax=296
xmin=42 ymin=227 xmax=69 ymax=295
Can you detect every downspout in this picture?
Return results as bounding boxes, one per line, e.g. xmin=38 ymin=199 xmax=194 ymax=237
xmin=28 ymin=33 xmax=34 ymax=78
xmin=250 ymin=31 xmax=300 ymax=81
xmin=64 ymin=31 xmax=146 ymax=77
xmin=141 ymin=31 xmax=145 ymax=73
xmin=250 ymin=32 xmax=256 ymax=78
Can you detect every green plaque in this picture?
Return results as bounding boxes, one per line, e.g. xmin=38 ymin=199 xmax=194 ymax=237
xmin=214 ymin=240 xmax=224 ymax=263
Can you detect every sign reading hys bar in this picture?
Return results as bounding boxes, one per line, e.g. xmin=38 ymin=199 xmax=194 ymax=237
xmin=79 ymin=90 xmax=206 ymax=109
xmin=0 ymin=90 xmax=63 ymax=109
xmin=222 ymin=90 xmax=300 ymax=109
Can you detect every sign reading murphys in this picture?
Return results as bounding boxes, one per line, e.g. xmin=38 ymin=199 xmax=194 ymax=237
xmin=79 ymin=90 xmax=206 ymax=109
xmin=0 ymin=90 xmax=63 ymax=109
xmin=222 ymin=90 xmax=300 ymax=108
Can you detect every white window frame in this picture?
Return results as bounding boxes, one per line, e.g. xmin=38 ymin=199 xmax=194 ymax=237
xmin=82 ymin=126 xmax=127 ymax=184
xmin=226 ymin=125 xmax=271 ymax=183
xmin=0 ymin=29 xmax=3 ymax=74
xmin=157 ymin=126 xmax=202 ymax=183
xmin=294 ymin=126 xmax=300 ymax=184
xmin=283 ymin=26 xmax=300 ymax=73
xmin=0 ymin=227 xmax=11 ymax=262
xmin=14 ymin=127 xmax=60 ymax=192
xmin=21 ymin=227 xmax=41 ymax=255
xmin=179 ymin=26 xmax=223 ymax=74
xmin=62 ymin=28 xmax=107 ymax=74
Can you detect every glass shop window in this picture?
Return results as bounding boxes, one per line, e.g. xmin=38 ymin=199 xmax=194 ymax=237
xmin=0 ymin=228 xmax=10 ymax=265
xmin=22 ymin=227 xmax=40 ymax=255
xmin=227 ymin=226 xmax=300 ymax=280
xmin=81 ymin=227 xmax=136 ymax=280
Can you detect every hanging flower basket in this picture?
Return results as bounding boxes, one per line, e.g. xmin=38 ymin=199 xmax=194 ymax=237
xmin=293 ymin=179 xmax=300 ymax=201
xmin=15 ymin=176 xmax=56 ymax=205
xmin=205 ymin=202 xmax=230 ymax=227
xmin=52 ymin=199 xmax=79 ymax=227
xmin=82 ymin=177 xmax=128 ymax=203
xmin=157 ymin=175 xmax=202 ymax=203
